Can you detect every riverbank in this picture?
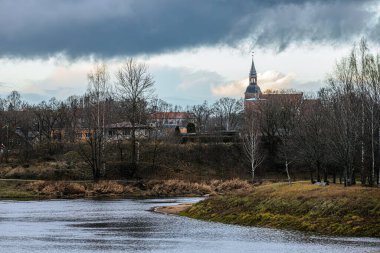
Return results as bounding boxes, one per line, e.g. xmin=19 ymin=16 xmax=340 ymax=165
xmin=181 ymin=182 xmax=380 ymax=237
xmin=154 ymin=203 xmax=193 ymax=214
xmin=0 ymin=178 xmax=251 ymax=199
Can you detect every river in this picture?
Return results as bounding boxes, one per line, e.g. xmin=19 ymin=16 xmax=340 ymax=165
xmin=0 ymin=198 xmax=379 ymax=253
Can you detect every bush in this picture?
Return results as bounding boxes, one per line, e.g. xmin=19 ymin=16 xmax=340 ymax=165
xmin=26 ymin=181 xmax=86 ymax=196
xmin=92 ymin=181 xmax=129 ymax=194
xmin=215 ymin=179 xmax=252 ymax=193
xmin=146 ymin=180 xmax=213 ymax=196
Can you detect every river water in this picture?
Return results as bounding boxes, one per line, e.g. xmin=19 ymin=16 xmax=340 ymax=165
xmin=0 ymin=198 xmax=379 ymax=253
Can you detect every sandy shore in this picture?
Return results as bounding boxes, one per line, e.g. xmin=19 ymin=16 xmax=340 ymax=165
xmin=154 ymin=203 xmax=193 ymax=215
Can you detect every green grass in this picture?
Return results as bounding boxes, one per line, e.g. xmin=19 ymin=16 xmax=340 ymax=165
xmin=181 ymin=182 xmax=380 ymax=237
xmin=0 ymin=181 xmax=42 ymax=200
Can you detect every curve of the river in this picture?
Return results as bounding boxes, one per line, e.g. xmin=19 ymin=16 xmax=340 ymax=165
xmin=0 ymin=198 xmax=379 ymax=253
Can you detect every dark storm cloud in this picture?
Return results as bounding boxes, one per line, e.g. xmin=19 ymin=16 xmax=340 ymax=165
xmin=0 ymin=0 xmax=377 ymax=58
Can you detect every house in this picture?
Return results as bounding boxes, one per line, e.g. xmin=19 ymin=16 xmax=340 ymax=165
xmin=150 ymin=112 xmax=194 ymax=131
xmin=106 ymin=121 xmax=151 ymax=141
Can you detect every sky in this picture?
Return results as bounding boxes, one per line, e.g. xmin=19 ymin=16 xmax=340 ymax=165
xmin=0 ymin=0 xmax=380 ymax=106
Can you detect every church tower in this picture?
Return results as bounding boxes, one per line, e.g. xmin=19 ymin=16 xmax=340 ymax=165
xmin=244 ymin=56 xmax=261 ymax=100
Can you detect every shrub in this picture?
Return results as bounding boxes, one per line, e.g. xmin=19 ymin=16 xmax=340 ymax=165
xmin=92 ymin=181 xmax=130 ymax=194
xmin=147 ymin=180 xmax=213 ymax=196
xmin=215 ymin=179 xmax=252 ymax=193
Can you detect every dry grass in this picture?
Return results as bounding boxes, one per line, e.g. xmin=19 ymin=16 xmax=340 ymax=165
xmin=215 ymin=178 xmax=251 ymax=193
xmin=11 ymin=178 xmax=253 ymax=198
xmin=146 ymin=180 xmax=213 ymax=196
xmin=144 ymin=179 xmax=252 ymax=197
xmin=0 ymin=161 xmax=92 ymax=180
xmin=26 ymin=180 xmax=137 ymax=197
xmin=91 ymin=181 xmax=135 ymax=194
xmin=182 ymin=182 xmax=380 ymax=237
xmin=27 ymin=181 xmax=86 ymax=196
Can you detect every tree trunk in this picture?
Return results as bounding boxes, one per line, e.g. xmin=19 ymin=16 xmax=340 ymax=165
xmin=343 ymin=168 xmax=347 ymax=187
xmin=361 ymin=100 xmax=365 ymax=185
xmin=131 ymin=125 xmax=136 ymax=165
xmin=378 ymin=128 xmax=380 ymax=186
xmin=251 ymin=161 xmax=255 ymax=184
xmin=371 ymin=108 xmax=375 ymax=186
xmin=352 ymin=169 xmax=356 ymax=185
xmin=285 ymin=158 xmax=291 ymax=184
xmin=316 ymin=161 xmax=321 ymax=182
xmin=310 ymin=169 xmax=314 ymax=184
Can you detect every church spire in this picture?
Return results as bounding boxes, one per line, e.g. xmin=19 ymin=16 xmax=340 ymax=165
xmin=249 ymin=53 xmax=257 ymax=85
xmin=245 ymin=53 xmax=261 ymax=100
xmin=250 ymin=54 xmax=257 ymax=78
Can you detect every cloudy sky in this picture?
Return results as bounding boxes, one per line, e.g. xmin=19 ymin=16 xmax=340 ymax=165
xmin=0 ymin=0 xmax=379 ymax=106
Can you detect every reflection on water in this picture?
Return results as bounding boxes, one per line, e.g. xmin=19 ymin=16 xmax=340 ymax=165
xmin=0 ymin=198 xmax=379 ymax=253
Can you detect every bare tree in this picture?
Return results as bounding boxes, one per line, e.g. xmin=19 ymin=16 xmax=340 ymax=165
xmin=243 ymin=109 xmax=265 ymax=183
xmin=366 ymin=52 xmax=380 ymax=186
xmin=63 ymin=95 xmax=82 ymax=143
xmin=190 ymin=101 xmax=212 ymax=133
xmin=116 ymin=58 xmax=154 ymax=166
xmin=33 ymin=98 xmax=66 ymax=154
xmin=6 ymin=90 xmax=22 ymax=130
xmin=324 ymin=56 xmax=362 ymax=186
xmin=213 ymin=97 xmax=243 ymax=131
xmin=350 ymin=39 xmax=380 ymax=186
xmin=149 ymin=97 xmax=172 ymax=168
xmin=295 ymin=95 xmax=329 ymax=183
xmin=80 ymin=63 xmax=110 ymax=181
xmin=276 ymin=92 xmax=303 ymax=184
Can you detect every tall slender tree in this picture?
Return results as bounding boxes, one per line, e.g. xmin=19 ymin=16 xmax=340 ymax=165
xmin=116 ymin=58 xmax=154 ymax=166
xmin=80 ymin=63 xmax=110 ymax=181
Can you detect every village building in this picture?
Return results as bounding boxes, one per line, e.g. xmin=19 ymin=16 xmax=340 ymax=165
xmin=244 ymin=57 xmax=303 ymax=110
xmin=106 ymin=121 xmax=151 ymax=141
xmin=150 ymin=112 xmax=194 ymax=134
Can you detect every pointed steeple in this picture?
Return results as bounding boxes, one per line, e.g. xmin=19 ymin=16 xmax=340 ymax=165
xmin=245 ymin=53 xmax=261 ymax=100
xmin=248 ymin=53 xmax=258 ymax=86
xmin=249 ymin=55 xmax=257 ymax=78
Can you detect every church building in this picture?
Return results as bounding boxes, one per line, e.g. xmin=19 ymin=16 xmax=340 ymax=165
xmin=245 ymin=57 xmax=261 ymax=101
xmin=244 ymin=56 xmax=303 ymax=110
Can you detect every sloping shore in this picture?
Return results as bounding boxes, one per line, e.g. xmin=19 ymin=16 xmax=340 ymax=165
xmin=181 ymin=182 xmax=380 ymax=237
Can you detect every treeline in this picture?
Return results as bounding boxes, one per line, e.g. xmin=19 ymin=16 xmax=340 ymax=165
xmin=0 ymin=59 xmax=244 ymax=182
xmin=245 ymin=39 xmax=380 ymax=187
xmin=0 ymin=40 xmax=379 ymax=187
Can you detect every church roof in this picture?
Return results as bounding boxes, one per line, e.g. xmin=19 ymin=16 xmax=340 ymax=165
xmin=245 ymin=84 xmax=261 ymax=94
xmin=250 ymin=58 xmax=257 ymax=77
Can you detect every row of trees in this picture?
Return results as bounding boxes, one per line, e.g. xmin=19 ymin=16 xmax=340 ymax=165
xmin=244 ymin=39 xmax=380 ymax=187
xmin=0 ymin=39 xmax=379 ymax=187
xmin=0 ymin=61 xmax=244 ymax=181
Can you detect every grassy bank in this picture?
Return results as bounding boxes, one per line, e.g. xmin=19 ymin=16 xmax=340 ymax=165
xmin=181 ymin=182 xmax=380 ymax=237
xmin=0 ymin=178 xmax=251 ymax=199
xmin=0 ymin=181 xmax=42 ymax=199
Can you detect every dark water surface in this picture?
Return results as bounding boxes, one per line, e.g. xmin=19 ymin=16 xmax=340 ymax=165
xmin=0 ymin=198 xmax=379 ymax=253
